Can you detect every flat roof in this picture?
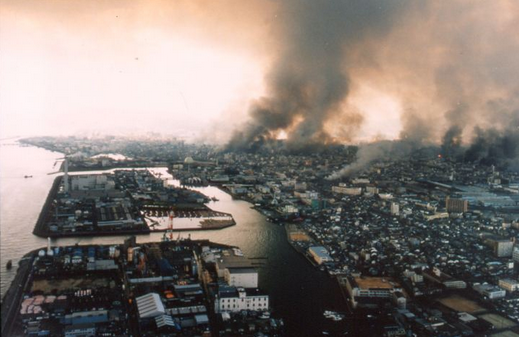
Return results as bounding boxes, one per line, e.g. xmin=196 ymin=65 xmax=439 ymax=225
xmin=354 ymin=277 xmax=400 ymax=290
xmin=227 ymin=267 xmax=257 ymax=274
xmin=308 ymin=246 xmax=331 ymax=258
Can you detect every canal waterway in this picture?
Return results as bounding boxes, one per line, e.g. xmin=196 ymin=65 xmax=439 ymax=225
xmin=0 ymin=140 xmax=347 ymax=336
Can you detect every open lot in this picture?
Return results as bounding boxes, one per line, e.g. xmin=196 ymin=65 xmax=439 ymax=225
xmin=438 ymin=295 xmax=485 ymax=313
xmin=479 ymin=313 xmax=517 ymax=330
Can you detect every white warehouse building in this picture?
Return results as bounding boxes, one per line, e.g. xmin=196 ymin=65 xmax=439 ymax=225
xmin=224 ymin=267 xmax=258 ymax=288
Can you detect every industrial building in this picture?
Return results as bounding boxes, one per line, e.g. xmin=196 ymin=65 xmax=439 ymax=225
xmin=332 ymin=185 xmax=362 ymax=196
xmin=224 ymin=267 xmax=258 ymax=288
xmin=445 ymin=197 xmax=468 ymax=213
xmin=136 ymin=293 xmax=166 ymax=319
xmin=422 ymin=267 xmax=467 ymax=289
xmin=307 ymin=246 xmax=333 ymax=265
xmin=215 ymin=252 xmax=254 ymax=278
xmin=473 ymin=284 xmax=506 ymax=299
xmin=483 ymin=236 xmax=514 ymax=257
xmin=345 ymin=276 xmax=406 ymax=309
xmin=499 ymin=278 xmax=519 ymax=292
xmin=214 ymin=287 xmax=269 ymax=313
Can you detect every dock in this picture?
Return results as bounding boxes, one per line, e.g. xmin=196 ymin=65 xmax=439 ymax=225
xmin=1 ymin=253 xmax=36 ymax=337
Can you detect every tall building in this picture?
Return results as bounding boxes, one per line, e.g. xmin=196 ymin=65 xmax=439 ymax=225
xmin=224 ymin=267 xmax=258 ymax=288
xmin=499 ymin=278 xmax=519 ymax=292
xmin=495 ymin=240 xmax=514 ymax=257
xmin=484 ymin=237 xmax=514 ymax=257
xmin=513 ymin=247 xmax=519 ymax=262
xmin=391 ymin=203 xmax=400 ymax=216
xmin=445 ymin=197 xmax=468 ymax=213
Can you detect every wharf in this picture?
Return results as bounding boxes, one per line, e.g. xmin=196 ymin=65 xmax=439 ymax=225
xmin=284 ymin=225 xmax=320 ymax=268
xmin=199 ymin=218 xmax=235 ymax=230
xmin=336 ymin=275 xmax=354 ymax=314
xmin=33 ymin=177 xmax=235 ymax=238
xmin=1 ymin=252 xmax=36 ymax=337
xmin=32 ymin=176 xmax=62 ymax=237
xmin=148 ymin=218 xmax=236 ymax=233
xmin=142 ymin=205 xmax=231 ymax=218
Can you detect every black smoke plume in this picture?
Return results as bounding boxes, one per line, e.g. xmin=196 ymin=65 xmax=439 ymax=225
xmin=221 ymin=0 xmax=519 ymax=175
xmin=226 ymin=0 xmax=408 ymax=152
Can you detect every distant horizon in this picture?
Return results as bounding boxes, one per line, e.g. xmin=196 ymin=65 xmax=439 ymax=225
xmin=1 ymin=1 xmax=518 ymax=155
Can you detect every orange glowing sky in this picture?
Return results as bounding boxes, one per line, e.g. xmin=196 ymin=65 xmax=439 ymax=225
xmin=0 ymin=0 xmax=403 ymax=142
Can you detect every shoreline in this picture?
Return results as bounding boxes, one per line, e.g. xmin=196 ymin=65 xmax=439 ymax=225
xmin=284 ymin=225 xmax=321 ymax=268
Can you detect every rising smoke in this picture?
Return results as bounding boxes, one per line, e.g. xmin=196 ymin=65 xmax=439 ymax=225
xmin=223 ymin=0 xmax=519 ymax=176
xmin=465 ymin=116 xmax=519 ymax=169
xmin=226 ymin=0 xmax=410 ymax=152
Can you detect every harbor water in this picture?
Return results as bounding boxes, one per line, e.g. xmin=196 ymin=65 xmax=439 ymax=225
xmin=0 ymin=140 xmax=347 ymax=336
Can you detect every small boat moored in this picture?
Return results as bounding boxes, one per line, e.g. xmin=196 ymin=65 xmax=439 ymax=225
xmin=323 ymin=310 xmax=345 ymax=321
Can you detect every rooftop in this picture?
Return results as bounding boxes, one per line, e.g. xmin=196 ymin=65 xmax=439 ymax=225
xmin=227 ymin=267 xmax=258 ymax=274
xmin=353 ymin=277 xmax=400 ymax=290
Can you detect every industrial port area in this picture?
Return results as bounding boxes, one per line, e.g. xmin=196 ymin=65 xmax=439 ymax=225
xmin=4 ymin=0 xmax=519 ymax=334
xmin=1 ymin=236 xmax=284 ymax=336
xmin=33 ymin=165 xmax=235 ymax=238
xmin=3 ymin=135 xmax=518 ymax=336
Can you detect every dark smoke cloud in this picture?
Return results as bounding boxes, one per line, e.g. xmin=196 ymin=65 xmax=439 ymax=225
xmin=227 ymin=0 xmax=409 ymax=152
xmin=391 ymin=1 xmax=519 ymax=168
xmin=220 ymin=0 xmax=519 ymax=175
xmin=465 ymin=116 xmax=519 ymax=169
xmin=441 ymin=125 xmax=463 ymax=159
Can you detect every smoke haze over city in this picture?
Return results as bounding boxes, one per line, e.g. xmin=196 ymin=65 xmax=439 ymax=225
xmin=1 ymin=0 xmax=518 ymax=164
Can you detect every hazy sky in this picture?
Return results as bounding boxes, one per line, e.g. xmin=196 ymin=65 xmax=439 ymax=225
xmin=0 ymin=1 xmax=266 ymax=140
xmin=1 ymin=1 xmax=518 ymax=145
xmin=0 ymin=0 xmax=402 ymax=142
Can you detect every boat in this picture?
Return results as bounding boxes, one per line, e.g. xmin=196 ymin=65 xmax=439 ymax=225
xmin=324 ymin=310 xmax=345 ymax=321
xmin=24 ymin=175 xmax=33 ymax=178
xmin=323 ymin=310 xmax=335 ymax=317
xmin=331 ymin=314 xmax=344 ymax=321
xmin=6 ymin=260 xmax=12 ymax=269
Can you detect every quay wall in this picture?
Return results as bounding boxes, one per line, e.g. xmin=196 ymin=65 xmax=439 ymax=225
xmin=32 ymin=176 xmax=62 ymax=237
